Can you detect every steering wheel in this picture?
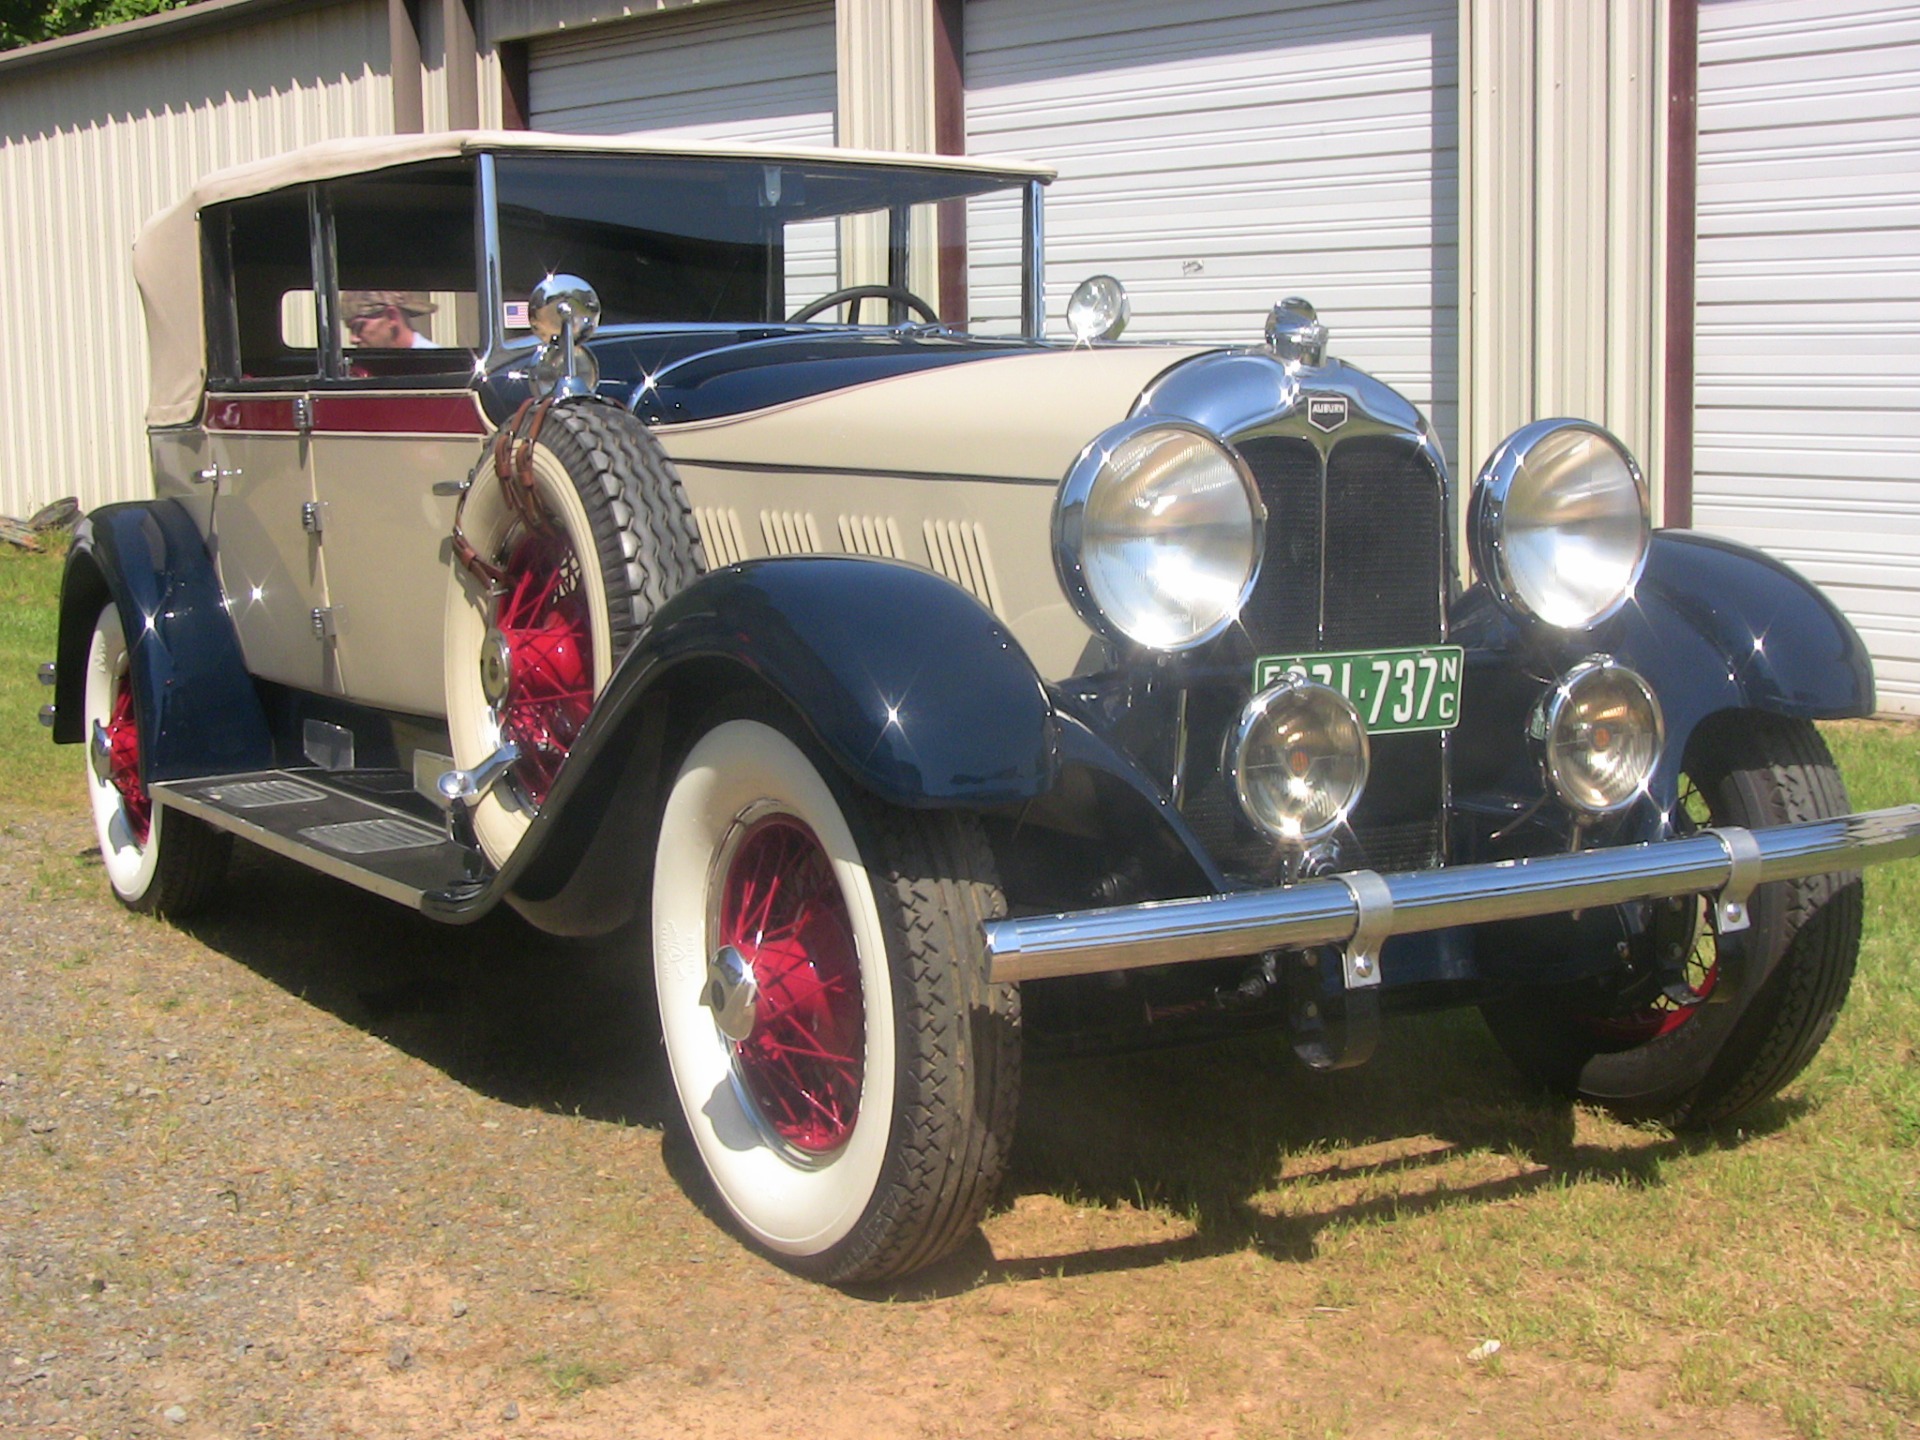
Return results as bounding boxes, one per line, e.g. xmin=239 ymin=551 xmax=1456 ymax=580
xmin=788 ymin=284 xmax=940 ymax=325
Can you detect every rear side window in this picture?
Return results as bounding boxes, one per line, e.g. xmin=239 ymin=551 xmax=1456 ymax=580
xmin=204 ymin=189 xmax=318 ymax=385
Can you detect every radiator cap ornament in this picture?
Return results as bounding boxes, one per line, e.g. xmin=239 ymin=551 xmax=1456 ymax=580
xmin=1266 ymin=296 xmax=1327 ymax=368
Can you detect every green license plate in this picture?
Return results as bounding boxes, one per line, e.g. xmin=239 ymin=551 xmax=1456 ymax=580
xmin=1252 ymin=645 xmax=1464 ymax=734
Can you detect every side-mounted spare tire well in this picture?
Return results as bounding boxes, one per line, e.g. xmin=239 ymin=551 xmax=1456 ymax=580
xmin=444 ymin=399 xmax=704 ymax=868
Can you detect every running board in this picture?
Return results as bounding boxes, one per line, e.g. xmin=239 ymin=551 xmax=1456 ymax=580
xmin=153 ymin=769 xmax=484 ymax=910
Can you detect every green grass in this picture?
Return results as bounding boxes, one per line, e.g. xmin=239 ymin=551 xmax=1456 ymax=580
xmin=0 ymin=546 xmax=76 ymax=813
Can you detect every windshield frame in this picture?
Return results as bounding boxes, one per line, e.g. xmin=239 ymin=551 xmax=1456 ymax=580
xmin=474 ymin=150 xmax=1048 ymax=368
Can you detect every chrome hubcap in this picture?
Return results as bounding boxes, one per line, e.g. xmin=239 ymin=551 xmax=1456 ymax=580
xmin=702 ymin=944 xmax=760 ymax=1042
xmin=479 ymin=627 xmax=514 ymax=707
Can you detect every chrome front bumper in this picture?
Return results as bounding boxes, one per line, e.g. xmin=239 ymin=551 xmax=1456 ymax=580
xmin=983 ymin=805 xmax=1920 ymax=984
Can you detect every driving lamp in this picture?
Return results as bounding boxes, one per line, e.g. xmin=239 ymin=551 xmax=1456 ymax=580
xmin=1066 ymin=275 xmax=1131 ymax=343
xmin=1539 ymin=658 xmax=1662 ymax=815
xmin=1231 ymin=679 xmax=1370 ymax=844
xmin=1471 ymin=419 xmax=1650 ymax=630
xmin=1054 ymin=419 xmax=1264 ymax=651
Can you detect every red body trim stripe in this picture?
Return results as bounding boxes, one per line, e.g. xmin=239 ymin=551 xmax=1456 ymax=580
xmin=311 ymin=394 xmax=489 ymax=435
xmin=204 ymin=393 xmax=489 ymax=437
xmin=204 ymin=398 xmax=298 ymax=432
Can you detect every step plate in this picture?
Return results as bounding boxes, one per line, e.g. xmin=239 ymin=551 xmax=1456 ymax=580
xmin=153 ymin=769 xmax=477 ymax=909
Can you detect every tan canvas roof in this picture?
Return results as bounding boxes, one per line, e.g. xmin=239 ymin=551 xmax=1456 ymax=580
xmin=132 ymin=130 xmax=1056 ymax=427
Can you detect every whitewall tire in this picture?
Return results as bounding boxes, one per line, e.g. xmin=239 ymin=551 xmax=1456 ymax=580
xmin=83 ymin=603 xmax=229 ymax=915
xmin=651 ymin=714 xmax=1020 ymax=1282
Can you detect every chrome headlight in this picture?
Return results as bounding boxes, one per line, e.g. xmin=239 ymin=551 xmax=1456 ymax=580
xmin=1538 ymin=658 xmax=1662 ymax=815
xmin=1470 ymin=419 xmax=1650 ymax=630
xmin=1055 ymin=419 xmax=1265 ymax=651
xmin=1231 ymin=680 xmax=1369 ymax=844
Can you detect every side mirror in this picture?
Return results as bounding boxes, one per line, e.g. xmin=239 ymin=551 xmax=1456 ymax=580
xmin=528 ymin=274 xmax=602 ymax=400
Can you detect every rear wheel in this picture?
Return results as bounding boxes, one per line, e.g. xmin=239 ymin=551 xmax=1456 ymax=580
xmin=651 ymin=713 xmax=1020 ymax=1282
xmin=1484 ymin=714 xmax=1862 ymax=1127
xmin=83 ymin=603 xmax=230 ymax=916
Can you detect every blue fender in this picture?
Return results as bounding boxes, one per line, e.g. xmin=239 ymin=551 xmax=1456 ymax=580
xmin=54 ymin=501 xmax=273 ymax=783
xmin=1619 ymin=530 xmax=1874 ymax=723
xmin=484 ymin=556 xmax=1061 ymax=933
xmin=602 ymin=556 xmax=1059 ymax=807
xmin=1453 ymin=528 xmax=1873 ymax=823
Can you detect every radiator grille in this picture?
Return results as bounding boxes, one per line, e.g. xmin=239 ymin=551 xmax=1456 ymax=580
xmin=1234 ymin=433 xmax=1444 ymax=653
xmin=1233 ymin=435 xmax=1320 ymax=652
xmin=1179 ymin=430 xmax=1447 ymax=881
xmin=1323 ymin=436 xmax=1444 ymax=648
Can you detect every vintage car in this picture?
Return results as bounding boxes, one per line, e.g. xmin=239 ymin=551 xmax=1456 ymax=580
xmin=40 ymin=132 xmax=1920 ymax=1283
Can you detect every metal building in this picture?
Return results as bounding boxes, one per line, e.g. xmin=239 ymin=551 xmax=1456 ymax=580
xmin=1 ymin=0 xmax=1914 ymax=711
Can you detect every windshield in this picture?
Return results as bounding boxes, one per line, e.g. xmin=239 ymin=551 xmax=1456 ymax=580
xmin=491 ymin=153 xmax=1035 ymax=337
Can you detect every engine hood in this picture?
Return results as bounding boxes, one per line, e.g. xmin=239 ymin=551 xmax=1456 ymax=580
xmin=481 ymin=329 xmax=1214 ymax=483
xmin=643 ymin=337 xmax=1213 ymax=483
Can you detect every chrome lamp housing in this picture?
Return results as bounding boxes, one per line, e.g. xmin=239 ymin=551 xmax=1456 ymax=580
xmin=1536 ymin=657 xmax=1664 ymax=815
xmin=1053 ymin=417 xmax=1266 ymax=652
xmin=1470 ymin=418 xmax=1651 ymax=631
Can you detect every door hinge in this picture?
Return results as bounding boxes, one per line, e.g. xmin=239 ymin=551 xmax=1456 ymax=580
xmin=301 ymin=500 xmax=326 ymax=534
xmin=293 ymin=395 xmax=313 ymax=434
xmin=310 ymin=606 xmax=337 ymax=641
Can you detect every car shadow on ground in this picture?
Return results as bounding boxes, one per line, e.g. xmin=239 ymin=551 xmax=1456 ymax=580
xmin=165 ymin=838 xmax=677 ymax=1130
xmin=887 ymin=1022 xmax=1807 ymax=1297
xmin=157 ymin=836 xmax=1806 ymax=1296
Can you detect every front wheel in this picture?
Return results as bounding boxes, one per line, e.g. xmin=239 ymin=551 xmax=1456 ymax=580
xmin=83 ymin=603 xmax=230 ymax=916
xmin=1483 ymin=713 xmax=1863 ymax=1128
xmin=651 ymin=713 xmax=1020 ymax=1282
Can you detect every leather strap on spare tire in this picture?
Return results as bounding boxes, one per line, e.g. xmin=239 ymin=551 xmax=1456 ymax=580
xmin=443 ymin=399 xmax=705 ymax=864
xmin=452 ymin=396 xmax=560 ymax=589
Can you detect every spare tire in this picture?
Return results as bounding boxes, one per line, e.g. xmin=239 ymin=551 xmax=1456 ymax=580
xmin=444 ymin=401 xmax=703 ymax=866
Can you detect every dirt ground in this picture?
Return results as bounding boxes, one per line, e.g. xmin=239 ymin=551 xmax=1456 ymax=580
xmin=0 ymin=810 xmax=1820 ymax=1439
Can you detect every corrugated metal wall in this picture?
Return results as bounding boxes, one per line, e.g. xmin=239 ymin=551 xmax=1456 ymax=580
xmin=1694 ymin=0 xmax=1920 ymax=714
xmin=1459 ymin=0 xmax=1667 ymax=510
xmin=0 ymin=0 xmax=394 ymax=520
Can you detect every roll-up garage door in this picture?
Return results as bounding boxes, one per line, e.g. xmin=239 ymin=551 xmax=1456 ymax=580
xmin=1695 ymin=0 xmax=1920 ymax=714
xmin=964 ymin=0 xmax=1458 ymax=452
xmin=528 ymin=0 xmax=835 ymax=145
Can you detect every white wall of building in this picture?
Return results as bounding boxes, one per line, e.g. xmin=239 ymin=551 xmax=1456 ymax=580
xmin=1694 ymin=0 xmax=1920 ymax=714
xmin=0 ymin=0 xmax=397 ymax=518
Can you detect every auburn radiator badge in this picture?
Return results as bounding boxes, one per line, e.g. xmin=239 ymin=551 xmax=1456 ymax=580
xmin=1308 ymin=395 xmax=1350 ymax=433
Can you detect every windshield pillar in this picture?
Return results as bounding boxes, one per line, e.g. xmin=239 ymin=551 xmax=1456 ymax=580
xmin=1021 ymin=179 xmax=1046 ymax=339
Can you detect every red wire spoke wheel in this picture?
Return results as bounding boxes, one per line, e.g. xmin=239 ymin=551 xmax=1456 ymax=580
xmin=718 ymin=815 xmax=865 ymax=1156
xmin=1482 ymin=714 xmax=1861 ymax=1128
xmin=488 ymin=528 xmax=594 ymax=807
xmin=652 ymin=712 xmax=1020 ymax=1282
xmin=443 ymin=403 xmax=704 ymax=866
xmin=81 ymin=603 xmax=229 ymax=915
xmin=105 ymin=671 xmax=151 ymax=845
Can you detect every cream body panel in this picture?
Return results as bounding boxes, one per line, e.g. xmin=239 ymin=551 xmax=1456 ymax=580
xmin=208 ymin=419 xmax=331 ymax=694
xmin=675 ymin=464 xmax=1092 ymax=678
xmin=312 ymin=429 xmax=474 ymax=718
xmin=659 ymin=346 xmax=1211 ymax=680
xmin=147 ymin=428 xmax=215 ymax=536
xmin=656 ymin=346 xmax=1209 ymax=480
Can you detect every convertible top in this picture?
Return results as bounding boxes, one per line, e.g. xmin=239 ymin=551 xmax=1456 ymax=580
xmin=131 ymin=130 xmax=1057 ymax=427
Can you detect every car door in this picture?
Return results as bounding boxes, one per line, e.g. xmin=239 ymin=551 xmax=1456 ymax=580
xmin=201 ymin=187 xmax=333 ymax=695
xmin=305 ymin=162 xmax=486 ymax=719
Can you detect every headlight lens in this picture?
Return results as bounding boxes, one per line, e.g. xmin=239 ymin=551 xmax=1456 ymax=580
xmin=1055 ymin=420 xmax=1264 ymax=651
xmin=1231 ymin=680 xmax=1369 ymax=844
xmin=1471 ymin=419 xmax=1650 ymax=630
xmin=1540 ymin=658 xmax=1662 ymax=814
